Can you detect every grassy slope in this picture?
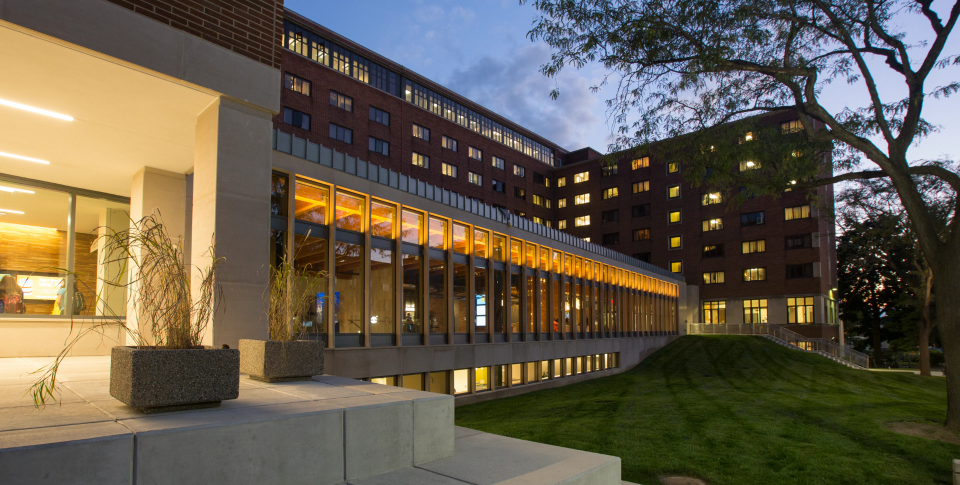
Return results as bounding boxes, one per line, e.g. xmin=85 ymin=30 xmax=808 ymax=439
xmin=454 ymin=336 xmax=958 ymax=485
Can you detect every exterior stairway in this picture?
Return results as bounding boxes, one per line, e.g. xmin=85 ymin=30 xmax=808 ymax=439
xmin=760 ymin=334 xmax=868 ymax=370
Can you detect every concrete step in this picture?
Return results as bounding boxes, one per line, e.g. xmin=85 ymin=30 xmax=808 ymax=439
xmin=347 ymin=426 xmax=621 ymax=485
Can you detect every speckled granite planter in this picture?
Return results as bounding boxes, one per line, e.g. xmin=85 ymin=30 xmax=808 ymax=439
xmin=109 ymin=346 xmax=240 ymax=413
xmin=239 ymin=339 xmax=324 ymax=382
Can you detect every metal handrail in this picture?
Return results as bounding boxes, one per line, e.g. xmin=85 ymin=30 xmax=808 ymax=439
xmin=686 ymin=322 xmax=869 ymax=369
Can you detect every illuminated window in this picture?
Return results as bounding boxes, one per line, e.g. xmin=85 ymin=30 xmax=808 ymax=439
xmin=668 ymin=210 xmax=681 ymax=224
xmin=533 ymin=216 xmax=545 ymax=225
xmin=742 ymin=239 xmax=766 ymax=254
xmin=670 ymin=261 xmax=682 ymax=273
xmin=574 ymin=194 xmax=590 ymax=205
xmin=412 ymin=152 xmax=429 ymax=168
xmin=557 ymin=198 xmax=567 ymax=208
xmin=475 ymin=367 xmax=490 ymax=391
xmin=335 ymin=191 xmax=364 ymax=232
xmin=633 ymin=228 xmax=650 ymax=240
xmin=787 ymin=297 xmax=815 ymax=324
xmin=557 ymin=177 xmax=566 ymax=187
xmin=533 ymin=194 xmax=550 ymax=208
xmin=514 ymin=187 xmax=526 ymax=200
xmin=284 ymin=72 xmax=311 ymax=96
xmin=668 ymin=235 xmax=682 ymax=249
xmin=743 ymin=299 xmax=768 ymax=323
xmin=782 ymin=119 xmax=802 ymax=134
xmin=468 ymin=171 xmax=482 ymax=186
xmin=739 ymin=160 xmax=759 ymax=171
xmin=512 ymin=165 xmax=525 ymax=177
xmin=632 ymin=180 xmax=650 ymax=193
xmin=631 ymin=157 xmax=649 ymax=170
xmin=574 ymin=171 xmax=590 ymax=183
xmin=370 ymin=201 xmax=395 ymax=238
xmin=329 ymin=90 xmax=353 ymax=111
xmin=412 ymin=124 xmax=430 ymax=141
xmin=701 ymin=192 xmax=722 ymax=205
xmin=442 ymin=163 xmax=458 ymax=178
xmin=401 ymin=210 xmax=422 ymax=244
xmin=602 ymin=187 xmax=619 ymax=199
xmin=667 ymin=162 xmax=680 ymax=174
xmin=703 ymin=271 xmax=725 ymax=284
xmin=703 ymin=301 xmax=726 ymax=324
xmin=702 ymin=244 xmax=723 ymax=258
xmin=601 ymin=163 xmax=618 ymax=177
xmin=667 ymin=185 xmax=680 ymax=198
xmin=702 ymin=218 xmax=723 ymax=231
xmin=442 ymin=135 xmax=458 ymax=151
xmin=428 ymin=217 xmax=447 ymax=249
xmin=785 ymin=205 xmax=812 ymax=220
xmin=558 ymin=220 xmax=567 ymax=230
xmin=574 ymin=216 xmax=590 ymax=227
xmin=452 ymin=223 xmax=469 ymax=254
xmin=474 ymin=229 xmax=489 ymax=258
xmin=743 ymin=267 xmax=766 ymax=282
xmin=744 ymin=131 xmax=754 ymax=141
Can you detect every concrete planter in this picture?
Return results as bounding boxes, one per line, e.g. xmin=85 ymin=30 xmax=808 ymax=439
xmin=109 ymin=346 xmax=240 ymax=412
xmin=239 ymin=339 xmax=324 ymax=382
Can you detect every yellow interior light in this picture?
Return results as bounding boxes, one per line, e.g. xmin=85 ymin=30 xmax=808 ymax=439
xmin=0 ymin=208 xmax=25 ymax=214
xmin=0 ymin=98 xmax=73 ymax=121
xmin=0 ymin=151 xmax=50 ymax=164
xmin=0 ymin=186 xmax=34 ymax=194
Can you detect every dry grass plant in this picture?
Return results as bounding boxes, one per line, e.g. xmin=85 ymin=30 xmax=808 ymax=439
xmin=267 ymin=255 xmax=326 ymax=341
xmin=29 ymin=213 xmax=224 ymax=407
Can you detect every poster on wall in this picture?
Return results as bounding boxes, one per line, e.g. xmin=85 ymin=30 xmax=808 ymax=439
xmin=16 ymin=275 xmax=63 ymax=300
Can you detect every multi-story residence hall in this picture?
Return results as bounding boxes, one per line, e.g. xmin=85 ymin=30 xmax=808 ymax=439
xmin=276 ymin=12 xmax=840 ymax=340
xmin=0 ymin=0 xmax=692 ymax=405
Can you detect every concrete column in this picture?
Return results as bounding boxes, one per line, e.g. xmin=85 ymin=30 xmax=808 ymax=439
xmin=192 ymin=97 xmax=272 ymax=348
xmin=127 ymin=167 xmax=187 ymax=343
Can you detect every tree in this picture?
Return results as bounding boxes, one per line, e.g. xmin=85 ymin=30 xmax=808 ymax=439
xmin=524 ymin=0 xmax=960 ymax=428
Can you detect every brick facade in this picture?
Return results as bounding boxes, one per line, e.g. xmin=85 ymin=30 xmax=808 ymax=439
xmin=105 ymin=0 xmax=284 ymax=69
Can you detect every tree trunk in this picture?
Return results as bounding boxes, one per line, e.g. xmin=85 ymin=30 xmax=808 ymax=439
xmin=918 ymin=323 xmax=932 ymax=377
xmin=934 ymin=267 xmax=960 ymax=432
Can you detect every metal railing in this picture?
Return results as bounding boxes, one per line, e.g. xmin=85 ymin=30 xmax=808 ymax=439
xmin=687 ymin=322 xmax=869 ymax=369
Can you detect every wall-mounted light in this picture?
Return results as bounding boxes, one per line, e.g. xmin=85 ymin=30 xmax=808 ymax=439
xmin=0 ymin=186 xmax=35 ymax=194
xmin=0 ymin=208 xmax=25 ymax=215
xmin=0 ymin=98 xmax=73 ymax=121
xmin=0 ymin=151 xmax=50 ymax=165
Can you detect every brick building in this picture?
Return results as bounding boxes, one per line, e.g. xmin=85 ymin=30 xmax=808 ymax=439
xmin=276 ymin=12 xmax=839 ymax=337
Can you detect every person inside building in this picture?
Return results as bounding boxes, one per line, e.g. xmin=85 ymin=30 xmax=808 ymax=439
xmin=0 ymin=275 xmax=26 ymax=314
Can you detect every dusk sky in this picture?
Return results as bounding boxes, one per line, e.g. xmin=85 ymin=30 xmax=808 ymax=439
xmin=286 ymin=1 xmax=960 ymax=165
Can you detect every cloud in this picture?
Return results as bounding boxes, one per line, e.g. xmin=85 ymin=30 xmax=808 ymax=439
xmin=444 ymin=43 xmax=607 ymax=152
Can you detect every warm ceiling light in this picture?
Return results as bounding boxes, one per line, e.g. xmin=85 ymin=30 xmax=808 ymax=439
xmin=0 ymin=98 xmax=73 ymax=121
xmin=0 ymin=151 xmax=50 ymax=164
xmin=0 ymin=186 xmax=34 ymax=194
xmin=0 ymin=208 xmax=25 ymax=214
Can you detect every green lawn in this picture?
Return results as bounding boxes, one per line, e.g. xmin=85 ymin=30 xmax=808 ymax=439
xmin=454 ymin=335 xmax=959 ymax=485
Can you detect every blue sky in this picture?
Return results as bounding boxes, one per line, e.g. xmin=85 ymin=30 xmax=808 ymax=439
xmin=285 ymin=0 xmax=960 ymax=164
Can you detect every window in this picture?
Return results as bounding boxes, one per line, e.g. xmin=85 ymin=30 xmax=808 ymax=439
xmin=670 ymin=261 xmax=682 ymax=273
xmin=667 ymin=185 xmax=680 ymax=198
xmin=412 ymin=152 xmax=429 ymax=168
xmin=557 ymin=220 xmax=567 ymax=230
xmin=574 ymin=194 xmax=590 ymax=205
xmin=329 ymin=90 xmax=353 ymax=111
xmin=669 ymin=235 xmax=682 ymax=249
xmin=412 ymin=124 xmax=430 ymax=141
xmin=533 ymin=216 xmax=545 ymax=225
xmin=703 ymin=301 xmax=726 ymax=324
xmin=533 ymin=172 xmax=550 ymax=187
xmin=740 ymin=211 xmax=765 ymax=226
xmin=492 ymin=179 xmax=505 ymax=193
xmin=514 ymin=165 xmax=526 ymax=177
xmin=782 ymin=119 xmax=803 ymax=134
xmin=601 ymin=163 xmax=618 ymax=177
xmin=743 ymin=268 xmax=766 ymax=282
xmin=442 ymin=135 xmax=458 ymax=152
xmin=739 ymin=160 xmax=759 ymax=171
xmin=739 ymin=187 xmax=759 ymax=199
xmin=602 ymin=233 xmax=620 ymax=246
xmin=632 ymin=180 xmax=650 ymax=193
xmin=634 ymin=252 xmax=651 ymax=263
xmin=283 ymin=107 xmax=310 ymax=130
xmin=701 ymin=192 xmax=722 ymax=205
xmin=602 ymin=187 xmax=619 ymax=199
xmin=575 ymin=215 xmax=590 ymax=227
xmin=369 ymin=106 xmax=390 ymax=125
xmin=442 ymin=162 xmax=458 ymax=178
xmin=788 ymin=296 xmax=816 ymax=324
xmin=702 ymin=218 xmax=723 ymax=232
xmin=630 ymin=204 xmax=650 ymax=217
xmin=328 ymin=123 xmax=352 ymax=143
xmin=474 ymin=148 xmax=486 ymax=162
xmin=557 ymin=177 xmax=566 ymax=187
xmin=742 ymin=239 xmax=766 ymax=254
xmin=514 ymin=210 xmax=526 ymax=218
xmin=514 ymin=187 xmax=526 ymax=200
xmin=786 ymin=263 xmax=814 ymax=279
xmin=633 ymin=228 xmax=650 ymax=241
xmin=703 ymin=271 xmax=725 ymax=284
xmin=284 ymin=72 xmax=311 ymax=96
xmin=574 ymin=171 xmax=590 ymax=183
xmin=532 ymin=194 xmax=550 ymax=208
xmin=601 ymin=209 xmax=619 ymax=223
xmin=668 ymin=210 xmax=681 ymax=224
xmin=667 ymin=162 xmax=680 ymax=174
xmin=557 ymin=198 xmax=567 ymax=208
xmin=468 ymin=171 xmax=482 ymax=186
xmin=631 ymin=157 xmax=649 ymax=170
xmin=368 ymin=137 xmax=389 ymax=156
xmin=703 ymin=244 xmax=724 ymax=258
xmin=786 ymin=234 xmax=813 ymax=249
xmin=785 ymin=205 xmax=812 ymax=220
xmin=743 ymin=299 xmax=768 ymax=323
xmin=743 ymin=131 xmax=754 ymax=142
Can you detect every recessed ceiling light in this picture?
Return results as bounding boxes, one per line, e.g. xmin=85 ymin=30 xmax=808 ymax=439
xmin=0 ymin=98 xmax=73 ymax=121
xmin=0 ymin=186 xmax=34 ymax=194
xmin=0 ymin=151 xmax=50 ymax=164
xmin=0 ymin=208 xmax=25 ymax=215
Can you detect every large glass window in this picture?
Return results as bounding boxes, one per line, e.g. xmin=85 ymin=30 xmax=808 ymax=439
xmin=334 ymin=242 xmax=364 ymax=334
xmin=475 ymin=367 xmax=490 ymax=391
xmin=743 ymin=299 xmax=768 ymax=323
xmin=336 ymin=192 xmax=364 ymax=232
xmin=454 ymin=263 xmax=469 ymax=333
xmin=540 ymin=246 xmax=550 ymax=271
xmin=429 ymin=371 xmax=449 ymax=394
xmin=511 ymin=363 xmax=523 ymax=386
xmin=564 ymin=282 xmax=572 ymax=332
xmin=428 ymin=260 xmax=447 ymax=334
xmin=493 ymin=269 xmax=507 ymax=332
xmin=370 ymin=201 xmax=395 ymax=238
xmin=454 ymin=369 xmax=470 ymax=394
xmin=788 ymin=296 xmax=815 ymax=324
xmin=541 ymin=360 xmax=551 ymax=379
xmin=703 ymin=301 xmax=726 ymax=324
xmin=293 ymin=233 xmax=329 ymax=334
xmin=510 ymin=273 xmax=521 ymax=333
xmin=370 ymin=248 xmax=394 ymax=334
xmin=474 ymin=229 xmax=489 ymax=258
xmin=294 ymin=179 xmax=329 ymax=224
xmin=475 ymin=267 xmax=488 ymax=330
xmin=403 ymin=373 xmax=423 ymax=391
xmin=526 ymin=275 xmax=535 ymax=333
xmin=510 ymin=240 xmax=522 ymax=265
xmin=493 ymin=235 xmax=506 ymax=262
xmin=402 ymin=254 xmax=421 ymax=333
xmin=428 ymin=217 xmax=447 ymax=249
xmin=452 ymin=223 xmax=469 ymax=254
xmin=553 ymin=279 xmax=561 ymax=333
